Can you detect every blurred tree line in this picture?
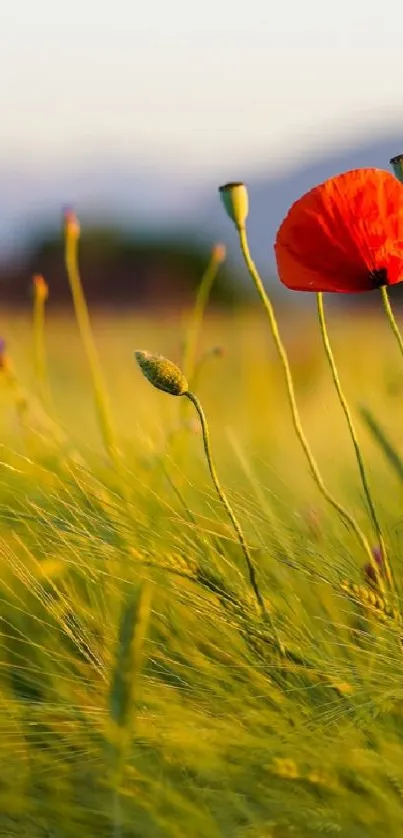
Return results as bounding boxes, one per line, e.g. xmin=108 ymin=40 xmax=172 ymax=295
xmin=1 ymin=224 xmax=397 ymax=312
xmin=0 ymin=227 xmax=249 ymax=309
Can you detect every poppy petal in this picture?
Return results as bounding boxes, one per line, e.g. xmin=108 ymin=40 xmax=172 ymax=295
xmin=274 ymin=168 xmax=403 ymax=293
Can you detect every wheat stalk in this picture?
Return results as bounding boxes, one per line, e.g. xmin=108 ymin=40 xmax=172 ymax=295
xmin=107 ymin=581 xmax=152 ymax=837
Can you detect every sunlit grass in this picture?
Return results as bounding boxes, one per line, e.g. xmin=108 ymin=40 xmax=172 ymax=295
xmin=1 ymin=307 xmax=403 ymax=836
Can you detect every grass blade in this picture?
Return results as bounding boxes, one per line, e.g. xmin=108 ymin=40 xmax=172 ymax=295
xmin=359 ymin=404 xmax=403 ymax=484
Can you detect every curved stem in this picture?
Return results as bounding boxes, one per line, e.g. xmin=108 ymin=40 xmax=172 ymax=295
xmin=317 ymin=292 xmax=392 ymax=595
xmin=380 ymin=286 xmax=403 ymax=359
xmin=237 ymin=225 xmax=374 ymax=566
xmin=184 ymin=389 xmax=266 ymax=615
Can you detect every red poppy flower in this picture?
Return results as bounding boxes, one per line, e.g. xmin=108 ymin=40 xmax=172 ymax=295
xmin=274 ymin=168 xmax=403 ymax=293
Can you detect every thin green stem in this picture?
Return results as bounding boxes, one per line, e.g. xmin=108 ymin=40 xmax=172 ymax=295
xmin=317 ymin=292 xmax=392 ymax=595
xmin=184 ymin=389 xmax=266 ymax=615
xmin=380 ymin=285 xmax=403 ymax=359
xmin=237 ymin=225 xmax=374 ymax=567
xmin=160 ymin=459 xmax=198 ymax=525
xmin=182 ymin=247 xmax=224 ymax=384
xmin=359 ymin=404 xmax=403 ymax=485
xmin=33 ymin=284 xmax=52 ymax=412
xmin=64 ymin=222 xmax=118 ymax=465
xmin=189 ymin=348 xmax=220 ymax=393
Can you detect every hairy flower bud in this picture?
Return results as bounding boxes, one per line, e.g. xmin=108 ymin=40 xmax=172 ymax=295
xmin=135 ymin=350 xmax=188 ymax=396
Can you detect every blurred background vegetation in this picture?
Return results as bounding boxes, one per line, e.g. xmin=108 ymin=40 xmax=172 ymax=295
xmin=0 ymin=227 xmax=248 ymax=309
xmin=2 ymin=218 xmax=403 ymax=315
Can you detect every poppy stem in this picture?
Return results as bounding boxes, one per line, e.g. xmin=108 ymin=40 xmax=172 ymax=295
xmin=380 ymin=286 xmax=403 ymax=359
xmin=184 ymin=389 xmax=268 ymax=619
xmin=237 ymin=225 xmax=376 ymax=569
xmin=316 ymin=292 xmax=393 ymax=595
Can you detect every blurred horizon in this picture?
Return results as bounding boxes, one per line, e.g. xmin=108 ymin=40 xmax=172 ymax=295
xmin=1 ymin=126 xmax=401 ymax=259
xmin=1 ymin=0 xmax=403 ymax=304
xmin=1 ymin=127 xmax=403 ymax=310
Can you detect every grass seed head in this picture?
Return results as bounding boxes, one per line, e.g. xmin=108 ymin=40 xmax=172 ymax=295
xmin=135 ymin=350 xmax=188 ymax=396
xmin=218 ymin=182 xmax=249 ymax=230
xmin=211 ymin=242 xmax=227 ymax=264
xmin=33 ymin=274 xmax=49 ymax=302
xmin=273 ymin=758 xmax=299 ymax=780
xmin=63 ymin=207 xmax=80 ymax=239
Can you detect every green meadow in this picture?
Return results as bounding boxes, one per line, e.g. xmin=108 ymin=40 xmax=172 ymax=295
xmin=1 ymin=278 xmax=403 ymax=837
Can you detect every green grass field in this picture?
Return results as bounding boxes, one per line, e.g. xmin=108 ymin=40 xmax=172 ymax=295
xmin=1 ymin=298 xmax=403 ymax=837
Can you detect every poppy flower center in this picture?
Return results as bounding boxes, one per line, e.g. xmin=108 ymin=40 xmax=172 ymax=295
xmin=369 ymin=267 xmax=388 ymax=289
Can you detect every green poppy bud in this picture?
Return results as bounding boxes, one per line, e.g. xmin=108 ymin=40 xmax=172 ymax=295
xmin=135 ymin=350 xmax=188 ymax=396
xmin=218 ymin=182 xmax=249 ymax=230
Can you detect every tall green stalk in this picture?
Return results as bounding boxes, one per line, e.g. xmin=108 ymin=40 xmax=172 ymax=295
xmin=317 ymin=292 xmax=392 ymax=594
xmin=182 ymin=243 xmax=226 ymax=386
xmin=235 ymin=224 xmax=375 ymax=568
xmin=108 ymin=581 xmax=152 ymax=837
xmin=32 ymin=274 xmax=52 ymax=411
xmin=64 ymin=211 xmax=118 ymax=465
xmin=380 ymin=285 xmax=403 ymax=360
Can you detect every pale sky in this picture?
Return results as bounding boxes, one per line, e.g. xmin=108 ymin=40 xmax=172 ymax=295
xmin=0 ymin=0 xmax=402 ymax=177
